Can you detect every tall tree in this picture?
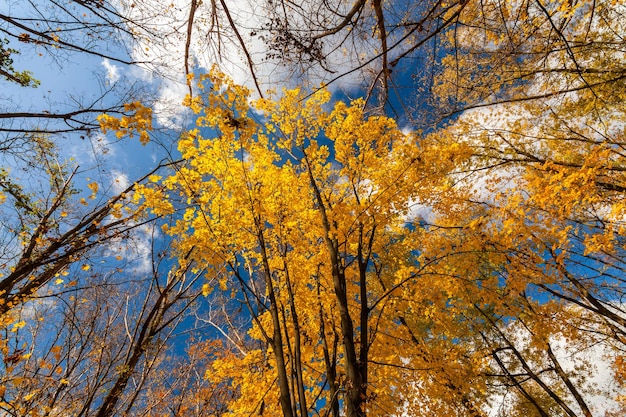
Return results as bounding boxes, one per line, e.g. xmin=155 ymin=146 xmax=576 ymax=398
xmin=136 ymin=69 xmax=496 ymax=417
xmin=0 ymin=226 xmax=211 ymax=417
xmin=418 ymin=0 xmax=626 ymax=413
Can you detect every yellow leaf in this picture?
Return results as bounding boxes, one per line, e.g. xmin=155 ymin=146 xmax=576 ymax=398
xmin=81 ymin=264 xmax=90 ymax=271
xmin=202 ymin=283 xmax=212 ymax=297
xmin=11 ymin=321 xmax=25 ymax=332
xmin=87 ymin=182 xmax=98 ymax=199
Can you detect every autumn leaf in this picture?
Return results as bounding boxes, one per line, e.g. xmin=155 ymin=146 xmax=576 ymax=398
xmin=11 ymin=321 xmax=25 ymax=332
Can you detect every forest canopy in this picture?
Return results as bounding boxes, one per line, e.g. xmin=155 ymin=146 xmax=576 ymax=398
xmin=1 ymin=0 xmax=625 ymax=416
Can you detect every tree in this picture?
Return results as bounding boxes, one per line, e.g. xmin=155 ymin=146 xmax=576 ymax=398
xmin=0 ymin=4 xmax=219 ymax=415
xmin=416 ymin=0 xmax=626 ymax=413
xmin=0 ymin=1 xmax=151 ymax=131
xmin=0 ymin=0 xmax=178 ymax=175
xmin=0 ymin=101 xmax=155 ymax=315
xmin=0 ymin=97 xmax=189 ymax=415
xmin=431 ymin=0 xmax=625 ymax=113
xmin=0 ymin=38 xmax=38 ymax=87
xmin=136 ymin=69 xmax=498 ymax=417
xmin=245 ymin=0 xmax=470 ymax=105
xmin=138 ymin=339 xmax=238 ymax=417
xmin=0 ymin=222 xmax=214 ymax=417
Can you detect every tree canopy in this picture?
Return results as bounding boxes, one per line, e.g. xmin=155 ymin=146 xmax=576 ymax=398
xmin=1 ymin=0 xmax=626 ymax=416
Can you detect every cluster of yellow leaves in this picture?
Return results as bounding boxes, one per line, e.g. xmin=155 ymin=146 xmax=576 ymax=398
xmin=98 ymin=101 xmax=152 ymax=144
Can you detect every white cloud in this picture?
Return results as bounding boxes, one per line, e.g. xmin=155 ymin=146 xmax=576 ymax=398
xmin=153 ymin=80 xmax=190 ymax=129
xmin=103 ymin=221 xmax=158 ymax=274
xmin=110 ymin=170 xmax=130 ymax=194
xmin=407 ymin=200 xmax=435 ymax=223
xmin=128 ymin=223 xmax=158 ymax=273
xmin=101 ymin=58 xmax=121 ymax=84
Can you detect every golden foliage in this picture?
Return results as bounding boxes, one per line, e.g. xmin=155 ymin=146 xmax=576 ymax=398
xmin=98 ymin=101 xmax=152 ymax=144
